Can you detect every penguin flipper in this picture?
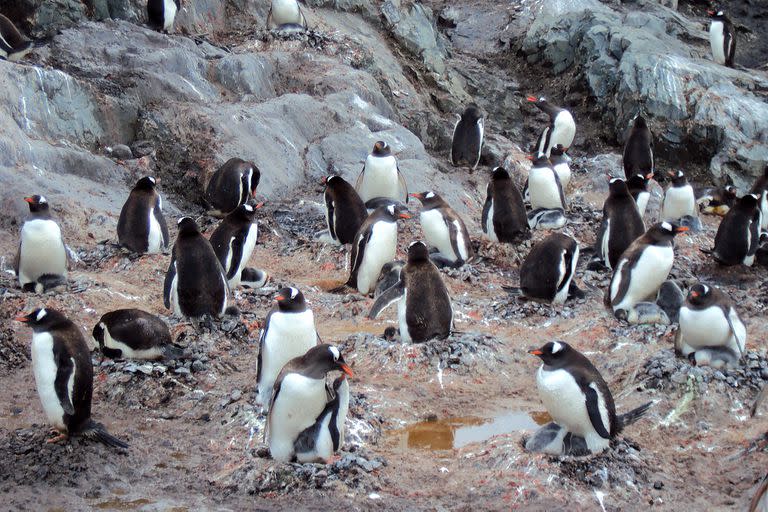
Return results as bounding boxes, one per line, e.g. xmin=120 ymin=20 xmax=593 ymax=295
xmin=354 ymin=164 xmax=364 ymax=194
xmin=617 ymin=401 xmax=652 ymax=432
xmin=481 ymin=184 xmax=492 ymax=234
xmin=325 ymin=193 xmax=337 ymax=242
xmin=553 ymin=169 xmax=567 ymax=210
xmin=397 ymin=163 xmax=408 ymax=204
xmin=368 ymin=281 xmax=404 ymax=319
xmin=348 ymin=227 xmax=371 ymax=287
xmin=594 ymin=216 xmax=608 ymax=262
xmin=53 ymin=348 xmax=75 ymax=416
xmin=584 ymin=385 xmax=611 ymax=439
xmin=227 ymin=234 xmax=245 ymax=281
xmin=255 ymin=309 xmax=275 ymax=384
xmin=724 ymin=307 xmax=746 ymax=358
xmin=266 ymin=7 xmax=275 ymax=30
xmin=155 ymin=196 xmax=170 ymax=248
xmin=163 ymin=255 xmax=177 ymax=309
xmin=13 ymin=242 xmax=20 ymax=276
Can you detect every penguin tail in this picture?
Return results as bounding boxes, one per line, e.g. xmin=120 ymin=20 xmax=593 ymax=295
xmin=329 ymin=283 xmax=351 ymax=294
xmin=81 ymin=420 xmax=129 ymax=449
xmin=617 ymin=401 xmax=653 ymax=432
xmin=502 ymin=285 xmax=522 ymax=296
xmin=162 ymin=343 xmax=187 ymax=360
xmin=700 ymin=248 xmax=714 ymax=255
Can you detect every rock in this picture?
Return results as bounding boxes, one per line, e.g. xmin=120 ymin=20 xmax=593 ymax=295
xmin=105 ymin=144 xmax=133 ymax=160
xmin=381 ymin=0 xmax=448 ymax=75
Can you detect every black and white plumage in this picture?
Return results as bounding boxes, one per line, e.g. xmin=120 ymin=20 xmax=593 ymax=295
xmin=527 ymin=154 xmax=567 ymax=212
xmin=482 ymin=166 xmax=529 ymax=242
xmin=92 ymin=309 xmax=181 ymax=360
xmin=267 ymin=344 xmax=353 ymax=462
xmin=593 ymin=178 xmax=645 ymax=270
xmin=0 ymin=14 xmax=34 ymax=61
xmin=661 ymin=171 xmax=696 ymax=221
xmin=549 ymin=145 xmax=572 ymax=190
xmin=294 ymin=375 xmax=349 ymax=463
xmin=204 ymin=158 xmax=260 ymax=218
xmin=209 ymin=204 xmax=259 ymax=288
xmin=267 ymin=0 xmax=308 ymax=30
xmin=527 ymin=96 xmax=576 ymax=157
xmin=15 ymin=308 xmax=128 ymax=448
xmin=708 ymin=10 xmax=735 ymax=67
xmin=676 ymin=283 xmax=746 ymax=368
xmin=516 ymin=233 xmax=580 ymax=305
xmin=708 ymin=193 xmax=762 ymax=266
xmin=15 ymin=195 xmax=68 ymax=293
xmin=147 ymin=0 xmax=180 ymax=32
xmin=411 ymin=191 xmax=473 ymax=267
xmin=163 ymin=217 xmax=229 ymax=318
xmin=355 ymin=141 xmax=408 ymax=208
xmin=622 ymin=114 xmax=653 ymax=179
xmin=626 ymin=173 xmax=652 ymax=218
xmin=750 ymin=165 xmax=768 ymax=231
xmin=256 ymin=287 xmax=319 ymax=411
xmin=117 ymin=176 xmax=169 ymax=254
xmin=367 ymin=241 xmax=453 ymax=343
xmin=697 ymin=185 xmax=738 ymax=216
xmin=323 ymin=175 xmax=367 ymax=245
xmin=450 ymin=104 xmax=484 ymax=170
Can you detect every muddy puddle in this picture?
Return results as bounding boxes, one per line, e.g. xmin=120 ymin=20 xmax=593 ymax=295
xmin=89 ymin=495 xmax=189 ymax=511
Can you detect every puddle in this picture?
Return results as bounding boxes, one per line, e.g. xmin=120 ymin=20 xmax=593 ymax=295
xmin=93 ymin=498 xmax=153 ymax=510
xmin=389 ymin=411 xmax=552 ymax=451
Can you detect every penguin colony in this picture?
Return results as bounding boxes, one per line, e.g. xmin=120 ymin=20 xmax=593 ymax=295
xmin=3 ymin=2 xmax=766 ymax=504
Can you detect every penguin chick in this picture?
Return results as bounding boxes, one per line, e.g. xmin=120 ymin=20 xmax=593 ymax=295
xmin=15 ymin=195 xmax=68 ymax=293
xmin=549 ymin=145 xmax=572 ymax=190
xmin=697 ymin=185 xmax=737 ymax=216
xmin=593 ymin=177 xmax=645 ymax=270
xmin=294 ymin=375 xmax=350 ymax=463
xmin=205 ymin=158 xmax=260 ymax=217
xmin=411 ymin=191 xmax=473 ymax=268
xmin=92 ymin=309 xmax=182 ymax=360
xmin=622 ymin=114 xmax=653 ymax=179
xmin=323 ymin=175 xmax=367 ymax=245
xmin=514 ymin=233 xmax=580 ymax=305
xmin=626 ymin=173 xmax=653 ymax=218
xmin=527 ymin=154 xmax=567 ymax=212
xmin=117 ymin=176 xmax=169 ymax=254
xmin=450 ymin=104 xmax=484 ymax=170
xmin=355 ymin=141 xmax=408 ymax=208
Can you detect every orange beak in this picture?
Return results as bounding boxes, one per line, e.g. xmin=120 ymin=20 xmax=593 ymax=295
xmin=707 ymin=10 xmax=715 ymax=15
xmin=690 ymin=291 xmax=700 ymax=298
xmin=398 ymin=213 xmax=412 ymax=219
xmin=528 ymin=349 xmax=543 ymax=356
xmin=526 ymin=95 xmax=538 ymax=102
xmin=275 ymin=295 xmax=285 ymax=301
xmin=254 ymin=201 xmax=265 ymax=209
xmin=675 ymin=226 xmax=690 ymax=233
xmin=14 ymin=314 xmax=30 ymax=323
xmin=645 ymin=173 xmax=654 ymax=180
xmin=667 ymin=170 xmax=676 ymax=177
xmin=339 ymin=363 xmax=354 ymax=378
xmin=526 ymin=155 xmax=534 ymax=161
xmin=321 ymin=176 xmax=328 ymax=185
xmin=23 ymin=197 xmax=34 ymax=203
xmin=409 ymin=193 xmax=424 ymax=199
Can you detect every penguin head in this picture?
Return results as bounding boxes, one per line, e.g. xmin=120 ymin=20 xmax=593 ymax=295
xmin=708 ymin=9 xmax=725 ymax=19
xmin=632 ymin=114 xmax=648 ymax=129
xmin=724 ymin=185 xmax=738 ymax=199
xmin=92 ymin=321 xmax=106 ymax=347
xmin=371 ymin=141 xmax=391 ymax=157
xmin=652 ymin=221 xmax=688 ymax=241
xmin=687 ymin=283 xmax=712 ymax=306
xmin=303 ymin=344 xmax=354 ymax=379
xmin=608 ymin=177 xmax=629 ymax=195
xmin=24 ymin=195 xmax=50 ymax=213
xmin=491 ymin=166 xmax=510 ymax=180
xmin=14 ymin=308 xmax=68 ymax=332
xmin=528 ymin=340 xmax=572 ymax=367
xmin=409 ymin=191 xmax=440 ymax=206
xmin=526 ymin=95 xmax=545 ymax=104
xmin=463 ymin=104 xmax=483 ymax=121
xmin=274 ymin=286 xmax=306 ymax=312
xmin=626 ymin=173 xmax=650 ymax=190
xmin=737 ymin=193 xmax=760 ymax=209
xmin=530 ymin=154 xmax=551 ymax=168
xmin=230 ymin=203 xmax=257 ymax=221
xmin=407 ymin=241 xmax=430 ymax=262
xmin=177 ymin=217 xmax=200 ymax=236
xmin=135 ymin=176 xmax=157 ymax=190
xmin=550 ymin=144 xmax=565 ymax=156
xmin=668 ymin=170 xmax=687 ymax=186
xmin=383 ymin=203 xmax=411 ymax=221
xmin=323 ymin=175 xmax=342 ymax=188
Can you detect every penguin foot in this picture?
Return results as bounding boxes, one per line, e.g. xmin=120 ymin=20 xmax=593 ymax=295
xmin=586 ymin=258 xmax=608 ymax=272
xmin=567 ymin=282 xmax=586 ymax=300
xmin=46 ymin=431 xmax=68 ymax=444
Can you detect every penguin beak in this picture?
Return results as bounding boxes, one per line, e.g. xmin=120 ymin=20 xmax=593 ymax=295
xmin=667 ymin=170 xmax=676 ymax=177
xmin=645 ymin=173 xmax=654 ymax=180
xmin=321 ymin=176 xmax=328 ymax=185
xmin=23 ymin=197 xmax=35 ymax=204
xmin=526 ymin=155 xmax=534 ymax=161
xmin=674 ymin=226 xmax=689 ymax=234
xmin=707 ymin=10 xmax=714 ymax=15
xmin=338 ymin=363 xmax=354 ymax=378
xmin=409 ymin=193 xmax=424 ymax=200
xmin=14 ymin=313 xmax=32 ymax=323
xmin=690 ymin=291 xmax=699 ymax=298
xmin=275 ymin=295 xmax=285 ymax=301
xmin=526 ymin=95 xmax=538 ymax=102
xmin=528 ymin=348 xmax=544 ymax=356
xmin=398 ymin=213 xmax=411 ymax=219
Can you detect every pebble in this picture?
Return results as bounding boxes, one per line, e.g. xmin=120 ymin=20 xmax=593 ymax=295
xmin=231 ymin=389 xmax=242 ymax=402
xmin=175 ymin=367 xmax=191 ymax=375
xmin=191 ymin=360 xmax=206 ymax=373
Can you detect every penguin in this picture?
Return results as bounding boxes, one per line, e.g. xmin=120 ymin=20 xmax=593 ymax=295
xmin=267 ymin=344 xmax=353 ymax=462
xmin=355 ymin=141 xmax=408 ymax=208
xmin=256 ymin=287 xmax=320 ymax=411
xmin=676 ymin=283 xmax=746 ymax=369
xmin=622 ymin=114 xmax=653 ymax=178
xmin=607 ymin=222 xmax=688 ymax=318
xmin=323 ymin=175 xmax=368 ymax=245
xmin=410 ymin=191 xmax=474 ymax=267
xmin=626 ymin=173 xmax=653 ymax=218
xmin=294 ymin=375 xmax=350 ymax=463
xmin=374 ymin=260 xmax=404 ymax=298
xmin=697 ymin=185 xmax=738 ymax=216
xmin=549 ymin=145 xmax=572 ymax=190
xmin=117 ymin=176 xmax=170 ymax=254
xmin=592 ymin=178 xmax=645 ymax=270
xmin=661 ymin=170 xmax=696 ymax=221
xmin=147 ymin=0 xmax=180 ymax=32
xmin=267 ymin=0 xmax=308 ymax=30
xmin=707 ymin=193 xmax=762 ymax=266
xmin=367 ymin=241 xmax=453 ymax=343
xmin=204 ymin=158 xmax=260 ymax=218
xmin=163 ymin=217 xmax=229 ymax=318
xmin=15 ymin=195 xmax=68 ymax=293
xmin=527 ymin=208 xmax=567 ymax=230
xmin=656 ymin=280 xmax=685 ymax=323
xmin=240 ymin=267 xmax=269 ymax=288
xmin=528 ymin=341 xmax=650 ymax=455
xmin=450 ymin=104 xmax=484 ymax=170
xmin=513 ymin=233 xmax=580 ymax=305
xmin=750 ymin=165 xmax=768 ymax=231
xmin=0 ymin=14 xmax=34 ymax=61
xmin=708 ymin=10 xmax=736 ymax=67
xmin=750 ymin=473 xmax=768 ymax=512
xmin=209 ymin=204 xmax=259 ymax=288
xmin=528 ymin=154 xmax=567 ymax=212
xmin=482 ymin=166 xmax=529 ymax=242
xmin=92 ymin=309 xmax=183 ymax=360
xmin=344 ymin=204 xmax=410 ymax=295
xmin=15 ymin=308 xmax=128 ymax=448
xmin=527 ymin=96 xmax=576 ymax=157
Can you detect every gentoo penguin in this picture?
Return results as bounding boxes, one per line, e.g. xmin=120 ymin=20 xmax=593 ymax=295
xmin=697 ymin=185 xmax=738 ymax=216
xmin=622 ymin=115 xmax=653 ymax=178
xmin=607 ymin=222 xmax=688 ymax=318
xmin=15 ymin=308 xmax=128 ymax=448
xmin=661 ymin=171 xmax=696 ymax=221
xmin=592 ymin=178 xmax=645 ymax=270
xmin=0 ymin=14 xmax=34 ymax=61
xmin=294 ymin=375 xmax=350 ymax=463
xmin=15 ymin=195 xmax=68 ymax=293
xmin=92 ymin=309 xmax=183 ymax=360
xmin=323 ymin=175 xmax=368 ymax=245
xmin=750 ymin=165 xmax=768 ymax=230
xmin=750 ymin=473 xmax=768 ymax=512
xmin=204 ymin=158 xmax=260 ymax=218
xmin=482 ymin=166 xmax=529 ymax=242
xmin=513 ymin=233 xmax=580 ymax=305
xmin=411 ymin=191 xmax=473 ymax=267
xmin=355 ymin=141 xmax=408 ymax=208
xmin=256 ymin=287 xmax=320 ymax=410
xmin=450 ymin=104 xmax=484 ymax=169
xmin=117 ymin=176 xmax=169 ymax=254
xmin=528 ymin=154 xmax=566 ymax=211
xmin=209 ymin=204 xmax=259 ymax=288
xmin=708 ymin=10 xmax=736 ymax=67
xmin=267 ymin=344 xmax=353 ymax=462
xmin=147 ymin=0 xmax=180 ymax=32
xmin=549 ymin=145 xmax=572 ymax=190
xmin=707 ymin=193 xmax=762 ymax=266
xmin=344 ymin=204 xmax=410 ymax=295
xmin=374 ymin=260 xmax=404 ymax=298
xmin=626 ymin=173 xmax=652 ymax=218
xmin=527 ymin=96 xmax=576 ymax=157
xmin=367 ymin=241 xmax=453 ymax=343
xmin=676 ymin=283 xmax=746 ymax=368
xmin=528 ymin=341 xmax=650 ymax=455
xmin=267 ymin=0 xmax=308 ymax=30
xmin=163 ymin=217 xmax=229 ymax=318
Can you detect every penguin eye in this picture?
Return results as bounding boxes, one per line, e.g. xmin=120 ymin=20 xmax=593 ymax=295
xmin=661 ymin=221 xmax=672 ymax=232
xmin=329 ymin=346 xmax=340 ymax=361
xmin=36 ymin=309 xmax=47 ymax=321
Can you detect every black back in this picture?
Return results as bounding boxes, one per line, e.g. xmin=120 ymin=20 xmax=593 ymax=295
xmin=0 ymin=14 xmax=30 ymax=53
xmin=599 ymin=178 xmax=645 ymax=268
xmin=451 ymin=104 xmax=484 ymax=168
xmin=712 ymin=194 xmax=761 ymax=265
xmin=324 ymin=175 xmax=367 ymax=244
xmin=482 ymin=167 xmax=528 ymax=242
xmin=520 ymin=233 xmax=577 ymax=301
xmin=622 ymin=115 xmax=653 ymax=177
xmin=117 ymin=176 xmax=169 ymax=253
xmin=402 ymin=242 xmax=452 ymax=342
xmin=205 ymin=158 xmax=260 ymax=215
xmin=93 ymin=309 xmax=172 ymax=357
xmin=209 ymin=204 xmax=257 ymax=279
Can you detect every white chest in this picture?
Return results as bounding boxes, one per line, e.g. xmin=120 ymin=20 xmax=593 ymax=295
xmin=709 ymin=21 xmax=726 ymax=64
xmin=553 ymin=162 xmax=571 ymax=189
xmin=551 ymin=111 xmax=576 ymax=149
xmin=359 ymin=155 xmax=399 ymax=202
xmin=420 ymin=209 xmax=454 ymax=259
xmin=529 ymin=167 xmax=563 ymax=210
xmin=268 ymin=374 xmax=327 ymax=462
xmin=357 ymin=221 xmax=397 ymax=294
xmin=31 ymin=332 xmax=70 ymax=430
xmin=228 ymin=224 xmax=258 ymax=287
xmin=163 ymin=0 xmax=177 ymax=31
xmin=612 ymin=245 xmax=673 ymax=310
xmin=662 ymin=185 xmax=695 ymax=220
xmin=19 ymin=219 xmax=67 ymax=284
xmin=102 ymin=326 xmax=163 ymax=360
xmin=397 ymin=289 xmax=410 ymax=342
xmin=271 ymin=0 xmax=302 ymax=25
xmin=147 ymin=207 xmax=164 ymax=253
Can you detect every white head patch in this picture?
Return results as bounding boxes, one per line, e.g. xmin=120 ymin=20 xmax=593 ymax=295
xmin=425 ymin=191 xmax=435 ymax=199
xmin=661 ymin=221 xmax=673 ymax=232
xmin=177 ymin=217 xmax=186 ymax=225
xmin=38 ymin=195 xmax=48 ymax=204
xmin=701 ymin=284 xmax=710 ymax=295
xmin=409 ymin=241 xmax=422 ymax=248
xmin=148 ymin=176 xmax=156 ymax=184
xmin=610 ymin=177 xmax=622 ymax=184
xmin=751 ymin=193 xmax=760 ymax=200
xmin=36 ymin=309 xmax=47 ymax=321
xmin=289 ymin=287 xmax=299 ymax=299
xmin=551 ymin=341 xmax=563 ymax=354
xmin=243 ymin=204 xmax=254 ymax=212
xmin=329 ymin=346 xmax=340 ymax=361
xmin=386 ymin=205 xmax=395 ymax=215
xmin=676 ymin=171 xmax=684 ymax=178
xmin=717 ymin=10 xmax=723 ymax=15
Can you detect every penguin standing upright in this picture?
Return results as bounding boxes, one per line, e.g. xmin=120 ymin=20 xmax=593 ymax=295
xmin=450 ymin=104 xmax=484 ymax=169
xmin=294 ymin=375 xmax=350 ymax=463
xmin=514 ymin=233 xmax=580 ymax=305
xmin=626 ymin=173 xmax=652 ymax=218
xmin=708 ymin=10 xmax=736 ymax=67
xmin=661 ymin=171 xmax=696 ymax=221
xmin=368 ymin=241 xmax=453 ymax=343
xmin=593 ymin=178 xmax=645 ymax=270
xmin=0 ymin=14 xmax=34 ymax=61
xmin=92 ymin=309 xmax=182 ymax=360
xmin=163 ymin=217 xmax=229 ymax=318
xmin=527 ymin=96 xmax=576 ymax=157
xmin=147 ymin=0 xmax=180 ymax=33
xmin=355 ymin=141 xmax=408 ymax=207
xmin=549 ymin=145 xmax=572 ymax=190
xmin=323 ymin=175 xmax=368 ymax=245
xmin=15 ymin=308 xmax=128 ymax=448
xmin=527 ymin=154 xmax=567 ymax=212
xmin=750 ymin=165 xmax=768 ymax=230
xmin=209 ymin=204 xmax=261 ymax=288
xmin=256 ymin=287 xmax=320 ymax=410
xmin=707 ymin=193 xmax=762 ymax=266
xmin=267 ymin=0 xmax=308 ymax=29
xmin=676 ymin=283 xmax=746 ymax=368
xmin=411 ymin=191 xmax=473 ymax=267
xmin=344 ymin=204 xmax=410 ymax=295
xmin=205 ymin=158 xmax=260 ymax=218
xmin=482 ymin=166 xmax=529 ymax=242
xmin=267 ymin=344 xmax=353 ymax=462
xmin=117 ymin=176 xmax=169 ymax=254
xmin=622 ymin=114 xmax=653 ymax=178
xmin=607 ymin=222 xmax=688 ymax=318
xmin=15 ymin=195 xmax=68 ymax=293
